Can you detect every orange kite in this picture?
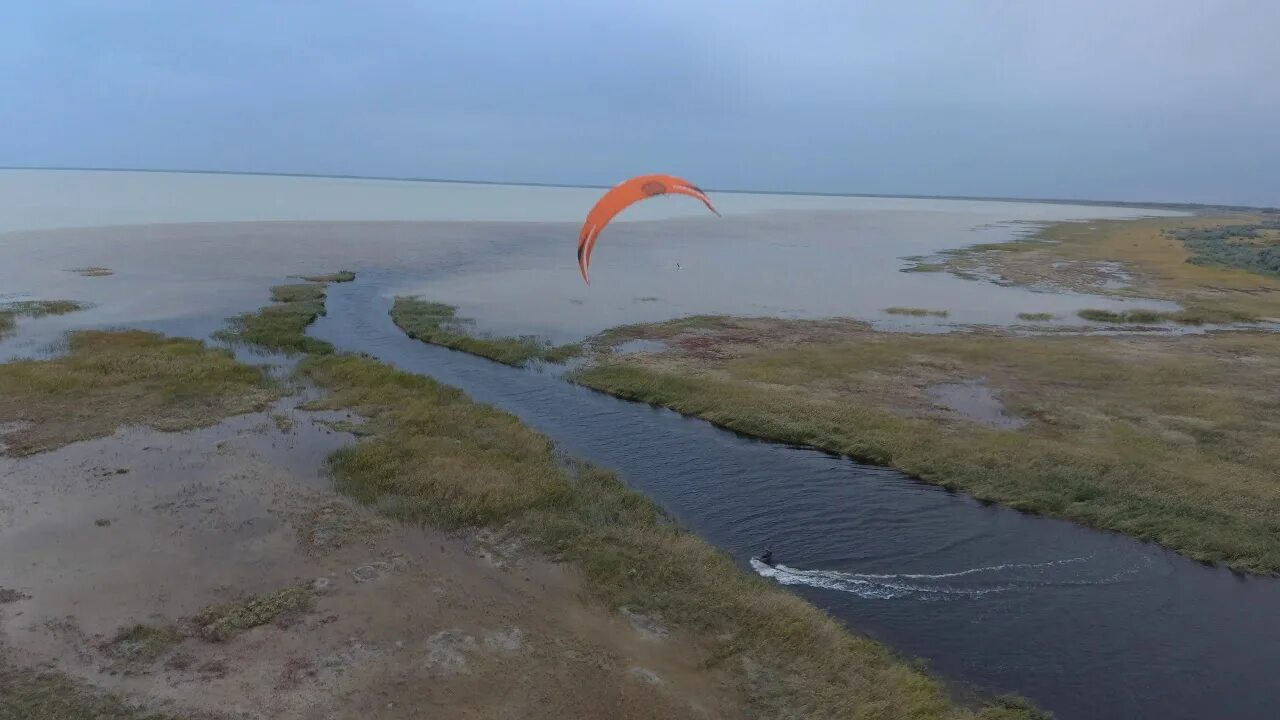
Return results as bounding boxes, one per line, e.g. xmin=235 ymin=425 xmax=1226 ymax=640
xmin=577 ymin=174 xmax=720 ymax=284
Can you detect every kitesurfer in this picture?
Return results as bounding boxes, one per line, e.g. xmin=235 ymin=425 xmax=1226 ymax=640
xmin=576 ymin=174 xmax=719 ymax=284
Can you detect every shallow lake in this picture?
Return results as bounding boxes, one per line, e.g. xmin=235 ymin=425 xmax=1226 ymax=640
xmin=4 ymin=171 xmax=1271 ymax=718
xmin=0 ymin=170 xmax=1184 ymax=355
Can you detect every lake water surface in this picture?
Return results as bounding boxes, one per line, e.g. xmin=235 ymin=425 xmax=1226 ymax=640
xmin=1 ymin=170 xmax=1183 ymax=352
xmin=3 ymin=171 xmax=1272 ymax=719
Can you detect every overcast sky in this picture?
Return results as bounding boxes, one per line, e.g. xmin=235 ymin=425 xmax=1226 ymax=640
xmin=2 ymin=1 xmax=1277 ymax=205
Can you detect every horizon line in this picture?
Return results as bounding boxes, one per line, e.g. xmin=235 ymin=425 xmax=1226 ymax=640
xmin=2 ymin=165 xmax=1273 ymax=213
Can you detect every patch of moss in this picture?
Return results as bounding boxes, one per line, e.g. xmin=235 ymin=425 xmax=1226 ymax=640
xmin=194 ymin=584 xmax=313 ymax=641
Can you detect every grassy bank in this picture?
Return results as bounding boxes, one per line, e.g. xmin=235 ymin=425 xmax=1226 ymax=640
xmin=926 ymin=215 xmax=1280 ymax=323
xmin=573 ymin=316 xmax=1280 ymax=575
xmin=391 ymin=296 xmax=580 ymax=366
xmin=0 ymin=330 xmax=278 ymax=456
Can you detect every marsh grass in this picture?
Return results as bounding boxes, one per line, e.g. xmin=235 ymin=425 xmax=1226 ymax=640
xmin=0 ymin=330 xmax=278 ymax=455
xmin=67 ymin=266 xmax=114 ymax=277
xmin=296 ymin=351 xmax=1025 ymax=719
xmin=573 ymin=316 xmax=1280 ymax=574
xmin=216 ymin=282 xmax=334 ymax=354
xmin=1016 ymin=313 xmax=1054 ymax=322
xmin=1077 ymin=307 xmax=1257 ymax=325
xmin=103 ymin=624 xmax=182 ymax=670
xmin=391 ymin=296 xmax=581 ymax=366
xmin=0 ymin=664 xmax=174 ymax=720
xmin=0 ymin=299 xmax=88 ymax=337
xmin=885 ymin=307 xmax=949 ymax=317
xmin=270 ymin=283 xmax=327 ymax=304
xmin=939 ymin=216 xmax=1280 ymax=322
xmin=299 ymin=270 xmax=356 ymax=283
xmin=193 ymin=584 xmax=313 ymax=641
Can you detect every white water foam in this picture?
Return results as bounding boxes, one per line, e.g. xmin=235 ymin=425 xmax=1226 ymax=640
xmin=750 ymin=554 xmax=1140 ymax=600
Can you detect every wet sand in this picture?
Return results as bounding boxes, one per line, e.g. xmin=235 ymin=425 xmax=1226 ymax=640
xmin=0 ymin=398 xmax=740 ymax=719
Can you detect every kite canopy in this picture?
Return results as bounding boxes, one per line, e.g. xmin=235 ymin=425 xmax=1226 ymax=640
xmin=576 ymin=174 xmax=720 ymax=284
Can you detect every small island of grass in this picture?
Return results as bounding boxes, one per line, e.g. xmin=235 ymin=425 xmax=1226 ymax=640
xmin=391 ymin=296 xmax=581 ymax=366
xmin=885 ymin=307 xmax=949 ymax=317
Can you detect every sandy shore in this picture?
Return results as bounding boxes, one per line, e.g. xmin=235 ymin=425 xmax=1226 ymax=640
xmin=1 ymin=396 xmax=740 ymax=718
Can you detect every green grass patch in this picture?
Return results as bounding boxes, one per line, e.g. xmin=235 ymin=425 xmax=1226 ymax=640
xmin=391 ymin=296 xmax=581 ymax=366
xmin=270 ymin=283 xmax=327 ymax=304
xmin=1016 ymin=313 xmax=1055 ymax=322
xmin=194 ymin=584 xmax=313 ymax=641
xmin=885 ymin=307 xmax=949 ymax=318
xmin=1077 ymin=306 xmax=1259 ymax=325
xmin=299 ymin=270 xmax=356 ymax=283
xmin=0 ymin=330 xmax=278 ymax=456
xmin=0 ymin=663 xmax=174 ymax=720
xmin=216 ymin=281 xmax=334 ymax=354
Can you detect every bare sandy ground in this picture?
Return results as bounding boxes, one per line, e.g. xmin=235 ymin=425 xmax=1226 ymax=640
xmin=0 ymin=398 xmax=741 ymax=719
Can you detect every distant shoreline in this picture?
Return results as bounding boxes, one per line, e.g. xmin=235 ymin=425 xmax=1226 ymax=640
xmin=4 ymin=165 xmax=1273 ymax=214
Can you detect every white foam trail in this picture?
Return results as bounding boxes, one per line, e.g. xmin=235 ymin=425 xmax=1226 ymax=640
xmin=853 ymin=555 xmax=1090 ymax=580
xmin=751 ymin=554 xmax=1126 ymax=601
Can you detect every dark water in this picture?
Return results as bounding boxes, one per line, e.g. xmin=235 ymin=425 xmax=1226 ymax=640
xmin=310 ymin=274 xmax=1280 ymax=720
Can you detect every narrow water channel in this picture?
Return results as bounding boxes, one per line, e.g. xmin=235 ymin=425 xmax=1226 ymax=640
xmin=309 ymin=273 xmax=1280 ymax=720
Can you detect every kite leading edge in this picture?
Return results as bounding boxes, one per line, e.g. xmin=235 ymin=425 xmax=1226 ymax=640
xmin=576 ymin=174 xmax=720 ymax=284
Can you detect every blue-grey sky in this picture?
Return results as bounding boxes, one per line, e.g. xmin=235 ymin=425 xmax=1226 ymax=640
xmin=3 ymin=1 xmax=1277 ymax=205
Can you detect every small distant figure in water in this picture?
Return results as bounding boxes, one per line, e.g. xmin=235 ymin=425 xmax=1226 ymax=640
xmin=675 ymin=262 xmax=682 ymax=270
xmin=759 ymin=549 xmax=774 ymax=566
